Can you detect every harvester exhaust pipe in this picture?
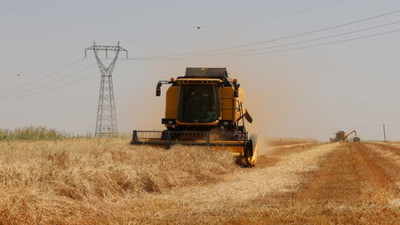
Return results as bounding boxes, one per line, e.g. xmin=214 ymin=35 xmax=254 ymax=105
xmin=156 ymin=82 xmax=162 ymax=96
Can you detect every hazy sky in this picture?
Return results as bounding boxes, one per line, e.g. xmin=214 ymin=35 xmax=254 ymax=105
xmin=1 ymin=0 xmax=400 ymax=141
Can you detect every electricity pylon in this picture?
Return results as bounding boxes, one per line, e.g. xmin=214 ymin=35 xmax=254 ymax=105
xmin=85 ymin=41 xmax=128 ymax=137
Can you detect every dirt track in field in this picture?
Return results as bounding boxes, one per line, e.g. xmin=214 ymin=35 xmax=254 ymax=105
xmin=132 ymin=142 xmax=400 ymax=224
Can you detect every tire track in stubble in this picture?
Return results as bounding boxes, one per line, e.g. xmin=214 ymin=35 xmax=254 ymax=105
xmin=256 ymin=142 xmax=323 ymax=168
xmin=227 ymin=143 xmax=400 ymax=224
xmin=363 ymin=142 xmax=400 ymax=205
xmin=131 ymin=142 xmax=337 ymax=224
xmin=283 ymin=143 xmax=400 ymax=204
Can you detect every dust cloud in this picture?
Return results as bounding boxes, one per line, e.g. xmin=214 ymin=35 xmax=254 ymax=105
xmin=234 ymin=57 xmax=302 ymax=155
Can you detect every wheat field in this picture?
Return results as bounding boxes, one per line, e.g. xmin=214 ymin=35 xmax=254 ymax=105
xmin=1 ymin=137 xmax=400 ymax=224
xmin=0 ymin=138 xmax=237 ymax=224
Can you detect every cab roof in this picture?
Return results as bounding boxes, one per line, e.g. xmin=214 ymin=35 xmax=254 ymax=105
xmin=185 ymin=67 xmax=228 ymax=78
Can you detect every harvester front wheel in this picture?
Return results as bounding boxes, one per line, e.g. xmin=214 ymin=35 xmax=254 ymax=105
xmin=245 ymin=134 xmax=258 ymax=167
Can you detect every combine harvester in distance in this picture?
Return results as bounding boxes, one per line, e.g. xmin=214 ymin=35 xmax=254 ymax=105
xmin=330 ymin=130 xmax=360 ymax=142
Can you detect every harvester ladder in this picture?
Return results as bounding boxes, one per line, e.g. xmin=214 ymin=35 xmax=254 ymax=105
xmin=237 ymin=102 xmax=245 ymax=128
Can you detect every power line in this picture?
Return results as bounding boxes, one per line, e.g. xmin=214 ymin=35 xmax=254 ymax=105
xmin=0 ymin=72 xmax=98 ymax=101
xmin=0 ymin=63 xmax=97 ymax=98
xmin=126 ymin=27 xmax=400 ymax=61
xmin=126 ymin=8 xmax=400 ymax=60
xmin=198 ymin=19 xmax=400 ymax=58
xmin=257 ymin=28 xmax=400 ymax=55
xmin=115 ymin=0 xmax=318 ymax=42
xmin=0 ymin=46 xmax=85 ymax=80
xmin=22 ymin=46 xmax=86 ymax=74
xmin=181 ymin=27 xmax=400 ymax=59
xmin=204 ymin=0 xmax=318 ymax=28
xmin=211 ymin=10 xmax=400 ymax=55
xmin=116 ymin=0 xmax=348 ymax=43
xmin=207 ymin=0 xmax=350 ymax=31
xmin=0 ymin=60 xmax=127 ymax=101
xmin=0 ymin=58 xmax=84 ymax=94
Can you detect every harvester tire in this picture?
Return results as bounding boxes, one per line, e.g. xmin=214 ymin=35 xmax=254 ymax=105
xmin=245 ymin=134 xmax=258 ymax=167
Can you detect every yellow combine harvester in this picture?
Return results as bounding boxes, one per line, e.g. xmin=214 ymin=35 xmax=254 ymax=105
xmin=131 ymin=67 xmax=258 ymax=167
xmin=330 ymin=130 xmax=360 ymax=142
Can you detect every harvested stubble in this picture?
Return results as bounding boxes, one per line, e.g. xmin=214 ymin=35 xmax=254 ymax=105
xmin=265 ymin=137 xmax=318 ymax=147
xmin=5 ymin=138 xmax=397 ymax=224
xmin=0 ymin=138 xmax=237 ymax=224
xmin=127 ymin=142 xmax=337 ymax=224
xmin=225 ymin=143 xmax=400 ymax=225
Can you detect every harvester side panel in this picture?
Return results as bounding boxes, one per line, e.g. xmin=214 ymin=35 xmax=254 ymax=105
xmin=221 ymin=87 xmax=246 ymax=122
xmin=165 ymin=86 xmax=178 ymax=122
xmin=221 ymin=87 xmax=235 ymax=121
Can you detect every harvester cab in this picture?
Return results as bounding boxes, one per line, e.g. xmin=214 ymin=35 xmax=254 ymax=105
xmin=131 ymin=67 xmax=258 ymax=167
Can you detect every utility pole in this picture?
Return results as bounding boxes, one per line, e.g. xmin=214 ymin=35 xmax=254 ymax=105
xmin=85 ymin=41 xmax=128 ymax=137
xmin=383 ymin=124 xmax=387 ymax=142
